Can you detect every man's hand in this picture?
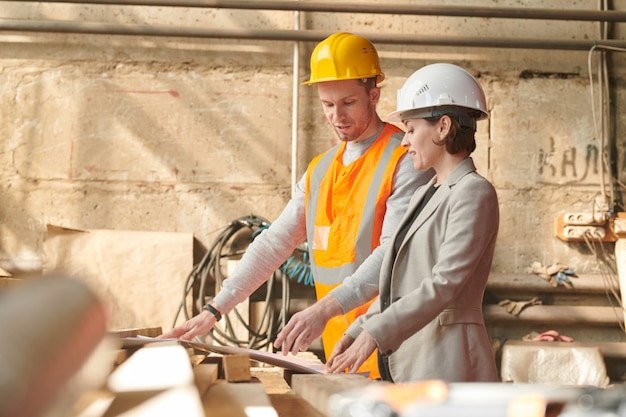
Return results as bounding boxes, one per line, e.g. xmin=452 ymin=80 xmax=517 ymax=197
xmin=274 ymin=296 xmax=343 ymax=355
xmin=326 ymin=331 xmax=377 ymax=374
xmin=158 ymin=310 xmax=217 ymax=341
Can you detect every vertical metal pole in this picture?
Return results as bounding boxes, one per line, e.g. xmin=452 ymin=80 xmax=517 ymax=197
xmin=291 ymin=5 xmax=300 ymax=199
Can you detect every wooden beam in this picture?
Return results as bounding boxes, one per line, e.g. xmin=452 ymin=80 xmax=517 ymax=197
xmin=105 ymin=343 xmax=204 ymax=416
xmin=487 ymin=273 xmax=619 ymax=294
xmin=202 ymin=382 xmax=278 ymax=417
xmin=193 ymin=363 xmax=219 ymax=397
xmin=483 ymin=304 xmax=624 ymax=326
xmin=222 ymin=354 xmax=252 ymax=382
xmin=290 ymin=374 xmax=382 ymax=417
xmin=109 ymin=327 xmax=163 ymax=338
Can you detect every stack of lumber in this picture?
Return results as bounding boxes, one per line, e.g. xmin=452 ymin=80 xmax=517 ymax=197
xmin=71 ymin=330 xmax=332 ymax=417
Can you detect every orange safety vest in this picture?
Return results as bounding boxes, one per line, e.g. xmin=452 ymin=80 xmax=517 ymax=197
xmin=305 ymin=124 xmax=407 ymax=379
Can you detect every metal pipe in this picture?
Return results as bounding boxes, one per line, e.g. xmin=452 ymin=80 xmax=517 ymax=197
xmin=484 ymin=304 xmax=624 ymax=326
xmin=1 ymin=21 xmax=626 ymax=51
xmin=487 ymin=273 xmax=619 ymax=294
xmin=291 ymin=7 xmax=300 ymax=199
xmin=10 ymin=0 xmax=626 ymax=22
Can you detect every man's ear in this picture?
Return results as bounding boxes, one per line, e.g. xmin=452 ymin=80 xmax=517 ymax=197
xmin=370 ymin=86 xmax=381 ymax=104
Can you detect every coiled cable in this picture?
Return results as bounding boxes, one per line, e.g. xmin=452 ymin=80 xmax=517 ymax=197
xmin=172 ymin=214 xmax=312 ymax=350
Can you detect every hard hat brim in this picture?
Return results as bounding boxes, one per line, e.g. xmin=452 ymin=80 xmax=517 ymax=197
xmin=303 ymin=73 xmax=385 ymax=86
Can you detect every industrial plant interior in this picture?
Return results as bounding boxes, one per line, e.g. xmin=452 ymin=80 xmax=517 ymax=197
xmin=4 ymin=1 xmax=626 ymax=416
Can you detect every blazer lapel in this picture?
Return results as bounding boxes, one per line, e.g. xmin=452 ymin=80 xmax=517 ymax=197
xmin=400 ymin=183 xmax=447 ymax=248
xmin=396 ymin=158 xmax=478 ymax=256
xmin=379 ymin=179 xmax=434 ymax=304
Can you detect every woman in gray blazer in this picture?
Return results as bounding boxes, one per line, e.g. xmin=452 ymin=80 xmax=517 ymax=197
xmin=326 ymin=63 xmax=499 ymax=383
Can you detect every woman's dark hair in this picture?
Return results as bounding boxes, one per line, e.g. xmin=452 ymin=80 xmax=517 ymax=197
xmin=427 ymin=110 xmax=478 ymax=155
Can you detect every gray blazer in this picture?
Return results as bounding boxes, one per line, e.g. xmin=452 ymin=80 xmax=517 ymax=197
xmin=348 ymin=157 xmax=499 ymax=383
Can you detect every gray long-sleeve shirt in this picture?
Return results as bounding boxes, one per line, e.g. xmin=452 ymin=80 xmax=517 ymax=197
xmin=213 ymin=132 xmax=433 ymax=315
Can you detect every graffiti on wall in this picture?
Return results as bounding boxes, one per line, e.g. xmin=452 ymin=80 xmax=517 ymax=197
xmin=538 ymin=136 xmax=603 ymax=184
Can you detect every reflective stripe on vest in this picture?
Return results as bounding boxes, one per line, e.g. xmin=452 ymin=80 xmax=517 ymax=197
xmin=305 ymin=126 xmax=405 ymax=285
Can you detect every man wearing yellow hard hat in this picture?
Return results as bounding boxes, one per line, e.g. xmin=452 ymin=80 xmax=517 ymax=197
xmin=162 ymin=32 xmax=433 ymax=378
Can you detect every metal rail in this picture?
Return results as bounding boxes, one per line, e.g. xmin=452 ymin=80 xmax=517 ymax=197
xmin=6 ymin=0 xmax=626 ymax=22
xmin=1 ymin=21 xmax=625 ymax=50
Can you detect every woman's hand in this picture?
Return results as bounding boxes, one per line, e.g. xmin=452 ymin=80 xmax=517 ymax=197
xmin=326 ymin=331 xmax=377 ymax=374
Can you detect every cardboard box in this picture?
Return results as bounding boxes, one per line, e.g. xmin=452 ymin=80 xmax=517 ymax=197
xmin=43 ymin=224 xmax=194 ymax=333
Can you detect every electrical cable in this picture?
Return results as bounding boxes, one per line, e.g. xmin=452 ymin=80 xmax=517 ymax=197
xmin=170 ymin=213 xmax=313 ymax=350
xmin=587 ymin=45 xmax=626 ymax=212
xmin=583 ymin=7 xmax=626 ymax=333
xmin=582 ymin=231 xmax=626 ymax=332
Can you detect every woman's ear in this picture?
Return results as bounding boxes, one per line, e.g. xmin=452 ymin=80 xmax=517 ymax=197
xmin=439 ymin=115 xmax=452 ymax=137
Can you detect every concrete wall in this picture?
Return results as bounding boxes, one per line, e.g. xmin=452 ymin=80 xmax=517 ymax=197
xmin=2 ymin=0 xmax=626 ymax=283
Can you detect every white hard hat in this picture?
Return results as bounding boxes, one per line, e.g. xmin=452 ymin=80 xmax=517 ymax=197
xmin=387 ymin=63 xmax=488 ymax=127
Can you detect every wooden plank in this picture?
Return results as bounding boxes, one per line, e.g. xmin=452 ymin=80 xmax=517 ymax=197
xmin=193 ymin=363 xmax=219 ymax=397
xmin=483 ymin=304 xmax=624 ymax=326
xmin=102 ymin=386 xmax=204 ymax=417
xmin=113 ymin=349 xmax=130 ymax=366
xmin=251 ymin=367 xmax=325 ymax=417
xmin=190 ymin=354 xmax=208 ymax=367
xmin=223 ymin=353 xmax=252 ymax=382
xmin=202 ymin=382 xmax=278 ymax=417
xmin=267 ymin=393 xmax=326 ymax=417
xmin=251 ymin=367 xmax=293 ymax=394
xmin=182 ymin=340 xmax=326 ymax=374
xmin=290 ymin=374 xmax=382 ymax=417
xmin=109 ymin=327 xmax=163 ymax=338
xmin=104 ymin=342 xmax=204 ymax=417
xmin=108 ymin=342 xmax=194 ymax=392
xmin=0 ymin=277 xmax=20 ymax=289
xmin=282 ymin=351 xmax=325 ymax=385
xmin=200 ymin=354 xmax=224 ymax=379
xmin=72 ymin=389 xmax=115 ymax=417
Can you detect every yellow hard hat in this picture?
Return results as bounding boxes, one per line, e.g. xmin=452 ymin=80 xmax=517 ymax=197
xmin=304 ymin=32 xmax=385 ymax=85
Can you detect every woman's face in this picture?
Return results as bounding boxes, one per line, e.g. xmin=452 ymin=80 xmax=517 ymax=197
xmin=400 ymin=118 xmax=447 ymax=172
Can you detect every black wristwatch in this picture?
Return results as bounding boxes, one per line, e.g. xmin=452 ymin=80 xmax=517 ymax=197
xmin=204 ymin=303 xmax=222 ymax=321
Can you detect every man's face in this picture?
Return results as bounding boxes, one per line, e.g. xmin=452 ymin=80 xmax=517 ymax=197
xmin=316 ymin=79 xmax=380 ymax=143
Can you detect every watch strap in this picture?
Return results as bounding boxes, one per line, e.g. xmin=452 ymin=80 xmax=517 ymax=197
xmin=204 ymin=303 xmax=222 ymax=321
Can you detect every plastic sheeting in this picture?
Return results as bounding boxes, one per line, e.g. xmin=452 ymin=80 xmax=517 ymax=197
xmin=500 ymin=342 xmax=610 ymax=387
